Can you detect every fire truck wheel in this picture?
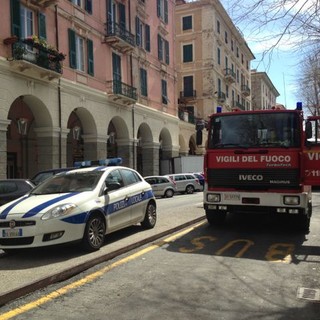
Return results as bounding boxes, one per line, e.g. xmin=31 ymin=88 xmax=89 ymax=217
xmin=205 ymin=210 xmax=226 ymax=226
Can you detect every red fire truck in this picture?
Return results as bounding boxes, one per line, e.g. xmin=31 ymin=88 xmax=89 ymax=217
xmin=203 ymin=103 xmax=320 ymax=231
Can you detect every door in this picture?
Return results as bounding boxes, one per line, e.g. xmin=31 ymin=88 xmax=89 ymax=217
xmin=303 ymin=117 xmax=320 ymax=186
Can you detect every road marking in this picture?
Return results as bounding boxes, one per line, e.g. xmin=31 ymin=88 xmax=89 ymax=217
xmin=0 ymin=221 xmax=205 ymax=320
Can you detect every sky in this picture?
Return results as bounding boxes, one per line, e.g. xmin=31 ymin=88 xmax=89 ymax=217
xmin=218 ymin=0 xmax=308 ymax=110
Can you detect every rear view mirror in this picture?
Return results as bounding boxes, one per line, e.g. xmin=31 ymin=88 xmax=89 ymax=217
xmin=305 ymin=121 xmax=312 ymax=139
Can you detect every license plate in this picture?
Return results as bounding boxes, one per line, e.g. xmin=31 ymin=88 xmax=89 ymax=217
xmin=224 ymin=193 xmax=241 ymax=201
xmin=2 ymin=229 xmax=23 ymax=238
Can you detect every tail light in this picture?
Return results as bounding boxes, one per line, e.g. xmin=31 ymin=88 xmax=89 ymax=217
xmin=169 ymin=177 xmax=176 ymax=186
xmin=195 ymin=178 xmax=200 ymax=185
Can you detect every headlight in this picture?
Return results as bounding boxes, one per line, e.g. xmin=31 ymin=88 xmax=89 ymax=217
xmin=207 ymin=193 xmax=221 ymax=202
xmin=283 ymin=196 xmax=300 ymax=206
xmin=41 ymin=203 xmax=77 ymax=220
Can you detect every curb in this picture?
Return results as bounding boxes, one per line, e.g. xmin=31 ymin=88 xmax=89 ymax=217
xmin=0 ymin=216 xmax=206 ymax=307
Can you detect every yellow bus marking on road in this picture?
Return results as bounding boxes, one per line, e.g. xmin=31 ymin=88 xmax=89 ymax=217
xmin=0 ymin=221 xmax=205 ymax=320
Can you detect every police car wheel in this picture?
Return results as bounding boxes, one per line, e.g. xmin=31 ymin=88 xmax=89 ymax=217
xmin=141 ymin=202 xmax=157 ymax=229
xmin=82 ymin=214 xmax=106 ymax=252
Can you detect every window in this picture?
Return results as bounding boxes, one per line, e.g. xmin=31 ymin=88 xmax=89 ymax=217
xmin=140 ymin=68 xmax=148 ymax=97
xmin=20 ymin=5 xmax=34 ymax=39
xmin=183 ymin=76 xmax=194 ymax=97
xmin=121 ymin=169 xmax=141 ymax=185
xmin=135 ymin=17 xmax=150 ymax=52
xmin=68 ymin=29 xmax=94 ymax=75
xmin=183 ymin=44 xmax=193 ymax=63
xmin=182 ymin=16 xmax=192 ymax=30
xmin=161 ymin=79 xmax=168 ymax=104
xmin=158 ymin=34 xmax=169 ymax=64
xmin=225 ymin=31 xmax=228 ymax=43
xmin=71 ymin=0 xmax=92 ymax=14
xmin=217 ymin=20 xmax=220 ymax=33
xmin=217 ymin=47 xmax=221 ymax=65
xmin=157 ymin=0 xmax=168 ymax=24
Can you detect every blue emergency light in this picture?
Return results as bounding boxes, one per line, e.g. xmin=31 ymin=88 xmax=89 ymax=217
xmin=296 ymin=102 xmax=302 ymax=110
xmin=74 ymin=158 xmax=122 ymax=168
xmin=217 ymin=106 xmax=222 ymax=113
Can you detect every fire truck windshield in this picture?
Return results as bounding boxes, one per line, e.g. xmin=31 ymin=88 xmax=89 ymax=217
xmin=208 ymin=112 xmax=301 ymax=149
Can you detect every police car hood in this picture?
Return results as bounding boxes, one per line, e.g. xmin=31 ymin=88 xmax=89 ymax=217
xmin=0 ymin=192 xmax=90 ymax=218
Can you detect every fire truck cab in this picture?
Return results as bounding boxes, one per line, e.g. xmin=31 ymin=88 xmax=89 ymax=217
xmin=203 ymin=103 xmax=320 ymax=231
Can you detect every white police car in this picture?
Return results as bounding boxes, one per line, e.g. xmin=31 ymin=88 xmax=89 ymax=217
xmin=0 ymin=159 xmax=157 ymax=252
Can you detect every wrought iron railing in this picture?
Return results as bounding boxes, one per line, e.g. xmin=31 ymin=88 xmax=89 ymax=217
xmin=105 ymin=20 xmax=135 ymax=47
xmin=107 ymin=80 xmax=137 ymax=100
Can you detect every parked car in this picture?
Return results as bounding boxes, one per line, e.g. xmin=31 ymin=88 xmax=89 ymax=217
xmin=193 ymin=172 xmax=205 ymax=189
xmin=31 ymin=167 xmax=75 ymax=185
xmin=0 ymin=161 xmax=157 ymax=252
xmin=165 ymin=173 xmax=202 ymax=194
xmin=144 ymin=175 xmax=177 ymax=198
xmin=0 ymin=179 xmax=35 ymax=206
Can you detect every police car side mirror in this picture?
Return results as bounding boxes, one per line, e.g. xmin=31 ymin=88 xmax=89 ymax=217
xmin=105 ymin=182 xmax=122 ymax=193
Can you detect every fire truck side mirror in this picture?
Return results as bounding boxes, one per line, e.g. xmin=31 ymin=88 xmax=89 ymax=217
xmin=305 ymin=121 xmax=312 ymax=139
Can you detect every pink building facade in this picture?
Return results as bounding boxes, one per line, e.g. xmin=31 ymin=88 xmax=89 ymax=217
xmin=0 ymin=0 xmax=180 ymax=178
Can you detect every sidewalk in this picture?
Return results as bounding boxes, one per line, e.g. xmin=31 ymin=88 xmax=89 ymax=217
xmin=0 ymin=206 xmax=205 ymax=306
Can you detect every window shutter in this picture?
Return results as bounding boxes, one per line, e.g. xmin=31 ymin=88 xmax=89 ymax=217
xmin=135 ymin=16 xmax=141 ymax=46
xmin=145 ymin=24 xmax=150 ymax=52
xmin=10 ymin=0 xmax=20 ymax=37
xmin=164 ymin=0 xmax=168 ymax=24
xmin=38 ymin=13 xmax=47 ymax=40
xmin=158 ymin=35 xmax=163 ymax=61
xmin=87 ymin=39 xmax=94 ymax=76
xmin=165 ymin=40 xmax=169 ymax=64
xmin=85 ymin=0 xmax=92 ymax=14
xmin=119 ymin=3 xmax=126 ymax=30
xmin=157 ymin=0 xmax=161 ymax=18
xmin=68 ymin=29 xmax=77 ymax=69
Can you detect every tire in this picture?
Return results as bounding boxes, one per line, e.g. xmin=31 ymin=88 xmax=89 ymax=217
xmin=164 ymin=189 xmax=174 ymax=198
xmin=82 ymin=214 xmax=106 ymax=252
xmin=141 ymin=202 xmax=157 ymax=229
xmin=185 ymin=185 xmax=194 ymax=194
xmin=206 ymin=209 xmax=226 ymax=226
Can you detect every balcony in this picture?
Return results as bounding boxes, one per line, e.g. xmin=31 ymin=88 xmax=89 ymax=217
xmin=178 ymin=109 xmax=195 ymax=124
xmin=241 ymin=84 xmax=251 ymax=96
xmin=105 ymin=21 xmax=135 ymax=53
xmin=217 ymin=91 xmax=226 ymax=103
xmin=224 ymin=68 xmax=236 ymax=84
xmin=178 ymin=90 xmax=197 ymax=104
xmin=233 ymin=101 xmax=245 ymax=110
xmin=106 ymin=80 xmax=137 ymax=105
xmin=5 ymin=38 xmax=65 ymax=80
xmin=29 ymin=0 xmax=59 ymax=7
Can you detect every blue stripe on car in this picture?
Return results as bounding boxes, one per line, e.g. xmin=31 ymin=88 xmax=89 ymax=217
xmin=0 ymin=196 xmax=29 ymax=219
xmin=22 ymin=193 xmax=78 ymax=218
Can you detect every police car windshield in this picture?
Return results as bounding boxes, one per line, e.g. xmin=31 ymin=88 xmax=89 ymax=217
xmin=208 ymin=112 xmax=301 ymax=149
xmin=30 ymin=171 xmax=103 ymax=194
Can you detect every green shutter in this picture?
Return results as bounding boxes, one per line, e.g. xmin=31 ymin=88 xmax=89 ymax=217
xmin=10 ymin=0 xmax=20 ymax=37
xmin=87 ymin=39 xmax=94 ymax=76
xmin=145 ymin=25 xmax=150 ymax=52
xmin=165 ymin=40 xmax=169 ymax=65
xmin=164 ymin=0 xmax=168 ymax=24
xmin=157 ymin=0 xmax=160 ymax=17
xmin=135 ymin=16 xmax=141 ymax=46
xmin=68 ymin=29 xmax=77 ymax=69
xmin=38 ymin=13 xmax=47 ymax=40
xmin=85 ymin=0 xmax=92 ymax=14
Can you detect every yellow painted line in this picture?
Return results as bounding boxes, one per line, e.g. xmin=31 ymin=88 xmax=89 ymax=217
xmin=0 ymin=221 xmax=205 ymax=320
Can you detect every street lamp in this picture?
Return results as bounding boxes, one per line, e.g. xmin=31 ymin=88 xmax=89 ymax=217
xmin=17 ymin=118 xmax=28 ymax=135
xmin=72 ymin=126 xmax=81 ymax=140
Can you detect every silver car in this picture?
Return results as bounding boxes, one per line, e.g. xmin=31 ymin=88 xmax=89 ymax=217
xmin=165 ymin=173 xmax=202 ymax=194
xmin=144 ymin=176 xmax=177 ymax=198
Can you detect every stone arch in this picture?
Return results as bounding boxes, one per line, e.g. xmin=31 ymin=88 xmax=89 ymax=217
xmin=7 ymin=95 xmax=52 ymax=178
xmin=136 ymin=123 xmax=154 ymax=175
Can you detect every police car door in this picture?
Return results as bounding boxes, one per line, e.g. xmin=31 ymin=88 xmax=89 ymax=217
xmin=103 ymin=169 xmax=131 ymax=232
xmin=119 ymin=168 xmax=147 ymax=223
xmin=304 ymin=117 xmax=320 ymax=186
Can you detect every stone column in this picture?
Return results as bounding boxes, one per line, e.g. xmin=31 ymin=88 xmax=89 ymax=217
xmin=116 ymin=138 xmax=134 ymax=168
xmin=141 ymin=142 xmax=160 ymax=176
xmin=0 ymin=120 xmax=10 ymax=179
xmin=82 ymin=134 xmax=107 ymax=161
xmin=34 ymin=127 xmax=61 ymax=171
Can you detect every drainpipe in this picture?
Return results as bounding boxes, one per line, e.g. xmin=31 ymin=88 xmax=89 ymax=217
xmin=55 ymin=5 xmax=62 ymax=167
xmin=128 ymin=0 xmax=136 ymax=169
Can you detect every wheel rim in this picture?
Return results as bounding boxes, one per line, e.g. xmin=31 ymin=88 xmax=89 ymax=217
xmin=166 ymin=189 xmax=173 ymax=197
xmin=88 ymin=217 xmax=105 ymax=248
xmin=186 ymin=186 xmax=193 ymax=194
xmin=147 ymin=204 xmax=157 ymax=226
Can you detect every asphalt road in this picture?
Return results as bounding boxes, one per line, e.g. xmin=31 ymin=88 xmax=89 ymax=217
xmin=0 ymin=192 xmax=205 ymax=306
xmin=1 ymin=191 xmax=320 ymax=319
